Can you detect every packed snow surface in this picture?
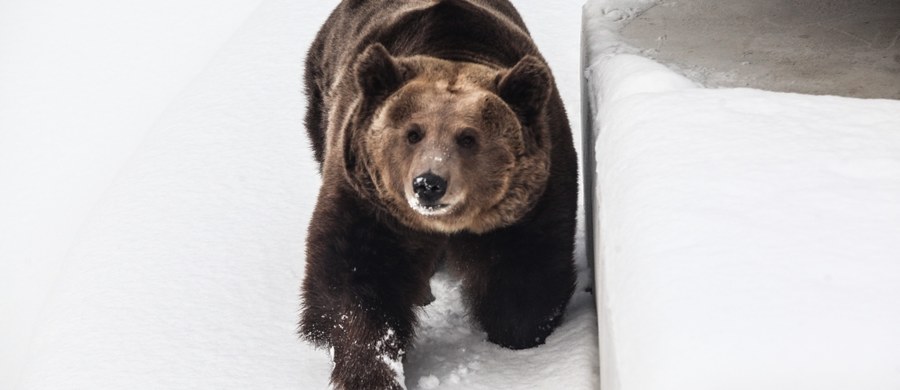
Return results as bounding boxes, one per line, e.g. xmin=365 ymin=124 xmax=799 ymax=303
xmin=5 ymin=0 xmax=596 ymax=389
xmin=0 ymin=0 xmax=262 ymax=384
xmin=586 ymin=1 xmax=900 ymax=389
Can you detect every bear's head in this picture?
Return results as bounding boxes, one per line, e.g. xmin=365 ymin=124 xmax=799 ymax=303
xmin=343 ymin=43 xmax=553 ymax=234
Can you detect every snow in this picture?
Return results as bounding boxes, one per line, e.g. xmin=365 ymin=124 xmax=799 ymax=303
xmin=406 ymin=272 xmax=597 ymax=389
xmin=418 ymin=375 xmax=441 ymax=389
xmin=3 ymin=1 xmax=595 ymax=389
xmin=582 ymin=0 xmax=655 ymax=62
xmin=585 ymin=1 xmax=900 ymax=389
xmin=0 ymin=0 xmax=262 ymax=386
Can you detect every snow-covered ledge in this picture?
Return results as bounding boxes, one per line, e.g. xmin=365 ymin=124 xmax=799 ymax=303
xmin=583 ymin=1 xmax=900 ymax=389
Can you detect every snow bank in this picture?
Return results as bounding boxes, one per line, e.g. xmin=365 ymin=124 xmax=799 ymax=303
xmin=585 ymin=1 xmax=900 ymax=389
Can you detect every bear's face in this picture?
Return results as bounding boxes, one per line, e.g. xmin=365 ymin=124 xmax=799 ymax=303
xmin=347 ymin=44 xmax=553 ymax=233
xmin=368 ymin=73 xmax=522 ymax=233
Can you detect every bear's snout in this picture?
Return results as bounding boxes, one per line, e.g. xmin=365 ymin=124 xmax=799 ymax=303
xmin=412 ymin=172 xmax=447 ymax=204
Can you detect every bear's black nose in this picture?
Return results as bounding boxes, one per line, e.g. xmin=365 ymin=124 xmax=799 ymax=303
xmin=412 ymin=173 xmax=447 ymax=204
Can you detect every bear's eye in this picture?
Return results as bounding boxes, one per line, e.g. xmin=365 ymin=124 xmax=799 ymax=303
xmin=406 ymin=126 xmax=423 ymax=145
xmin=456 ymin=132 xmax=477 ymax=149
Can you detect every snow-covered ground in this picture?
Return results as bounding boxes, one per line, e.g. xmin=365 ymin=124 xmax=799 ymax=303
xmin=0 ymin=0 xmax=264 ymax=385
xmin=1 ymin=1 xmax=595 ymax=389
xmin=586 ymin=1 xmax=900 ymax=389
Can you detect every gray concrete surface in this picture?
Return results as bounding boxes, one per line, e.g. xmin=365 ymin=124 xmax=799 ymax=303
xmin=621 ymin=0 xmax=900 ymax=99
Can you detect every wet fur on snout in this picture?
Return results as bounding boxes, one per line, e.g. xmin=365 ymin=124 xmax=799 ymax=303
xmin=300 ymin=1 xmax=578 ymax=389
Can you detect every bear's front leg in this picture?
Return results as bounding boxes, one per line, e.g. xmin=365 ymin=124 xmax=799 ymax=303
xmin=450 ymin=211 xmax=576 ymax=350
xmin=300 ymin=184 xmax=437 ymax=390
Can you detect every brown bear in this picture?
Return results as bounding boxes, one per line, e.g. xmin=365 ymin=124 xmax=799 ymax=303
xmin=300 ymin=1 xmax=577 ymax=389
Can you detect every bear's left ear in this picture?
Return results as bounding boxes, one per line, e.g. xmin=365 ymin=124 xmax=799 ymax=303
xmin=355 ymin=43 xmax=407 ymax=103
xmin=495 ymin=55 xmax=552 ymax=127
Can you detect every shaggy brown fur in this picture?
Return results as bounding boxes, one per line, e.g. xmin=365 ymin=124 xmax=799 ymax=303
xmin=300 ymin=1 xmax=578 ymax=389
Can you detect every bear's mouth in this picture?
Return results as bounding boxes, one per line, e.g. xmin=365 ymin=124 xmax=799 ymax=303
xmin=406 ymin=196 xmax=456 ymax=216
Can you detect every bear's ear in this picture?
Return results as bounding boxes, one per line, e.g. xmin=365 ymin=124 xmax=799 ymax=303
xmin=355 ymin=43 xmax=406 ymax=102
xmin=495 ymin=55 xmax=552 ymax=127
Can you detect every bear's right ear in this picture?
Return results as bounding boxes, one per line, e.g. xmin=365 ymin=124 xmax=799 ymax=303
xmin=355 ymin=43 xmax=406 ymax=102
